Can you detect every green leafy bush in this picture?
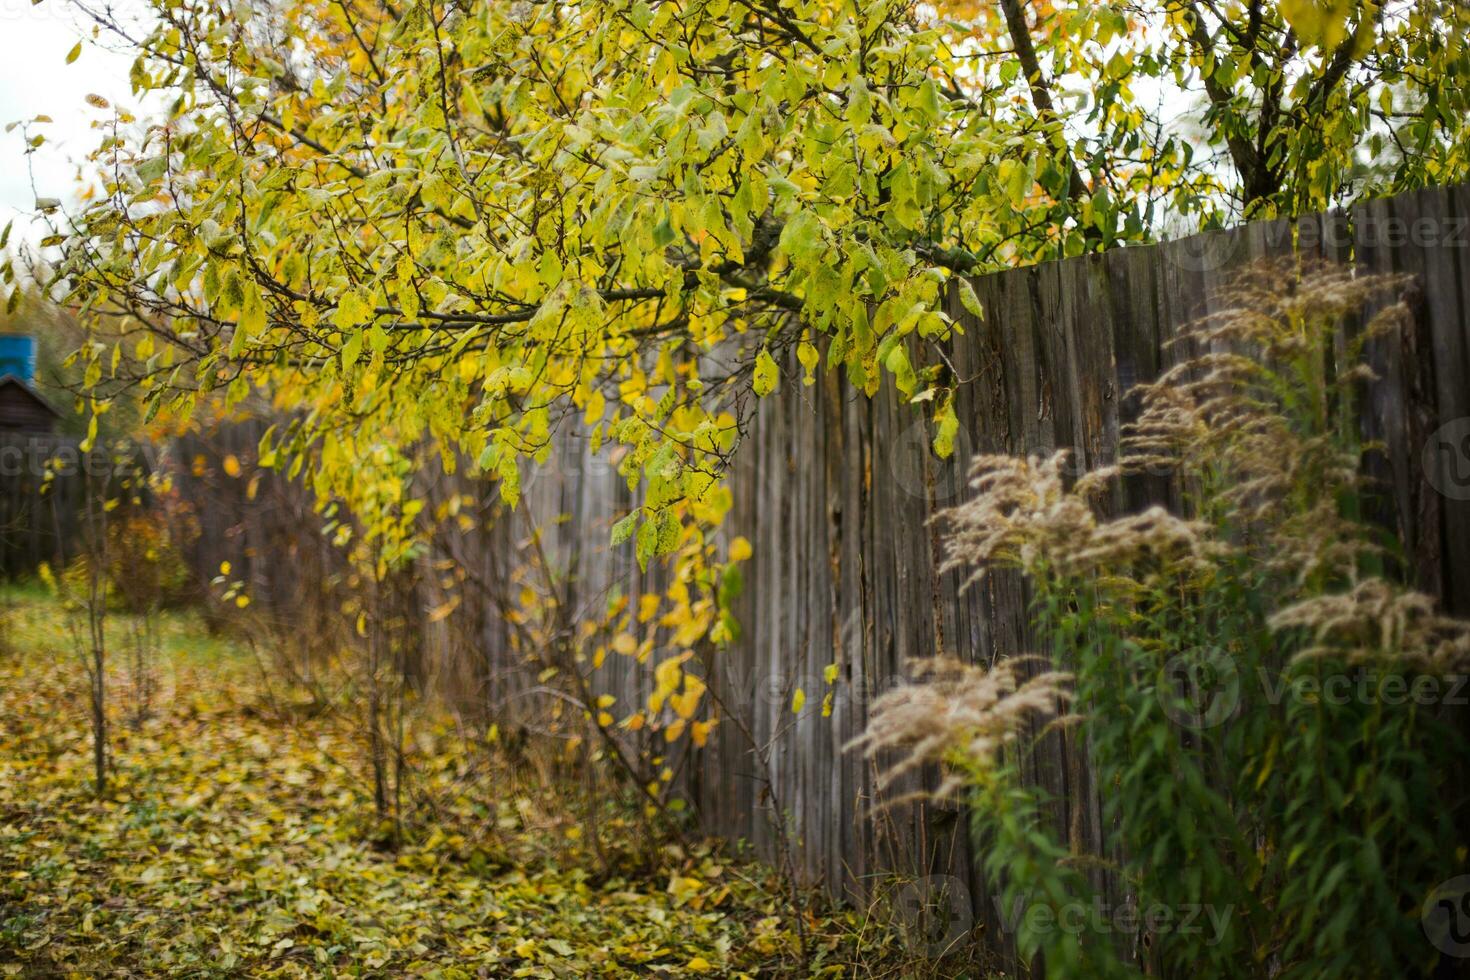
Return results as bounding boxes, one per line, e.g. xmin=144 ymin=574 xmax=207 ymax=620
xmin=858 ymin=264 xmax=1470 ymax=978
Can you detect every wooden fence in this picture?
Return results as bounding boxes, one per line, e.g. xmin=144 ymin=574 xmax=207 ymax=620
xmin=493 ymin=181 xmax=1470 ymax=968
xmin=169 ymin=424 xmax=344 ymax=623
xmin=0 ymin=434 xmax=88 ymax=579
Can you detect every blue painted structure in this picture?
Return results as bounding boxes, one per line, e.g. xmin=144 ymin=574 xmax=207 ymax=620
xmin=0 ymin=334 xmax=36 ymax=382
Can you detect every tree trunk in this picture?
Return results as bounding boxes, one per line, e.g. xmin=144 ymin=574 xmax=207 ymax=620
xmin=91 ymin=649 xmax=106 ymax=796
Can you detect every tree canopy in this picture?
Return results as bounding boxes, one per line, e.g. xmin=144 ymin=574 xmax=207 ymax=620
xmin=17 ymin=0 xmax=1470 ymax=571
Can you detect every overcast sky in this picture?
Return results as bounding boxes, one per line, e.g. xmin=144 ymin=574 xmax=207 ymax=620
xmin=0 ymin=0 xmax=153 ymax=249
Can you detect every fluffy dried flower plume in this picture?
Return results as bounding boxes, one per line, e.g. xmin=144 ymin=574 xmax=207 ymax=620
xmin=1123 ymin=262 xmax=1411 ymax=582
xmin=1270 ymin=579 xmax=1470 ymax=676
xmin=849 ymin=657 xmax=1072 ymax=803
xmin=936 ymin=450 xmax=1215 ymax=589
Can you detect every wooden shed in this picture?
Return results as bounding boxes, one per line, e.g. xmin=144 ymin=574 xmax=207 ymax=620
xmin=0 ymin=374 xmax=62 ymax=435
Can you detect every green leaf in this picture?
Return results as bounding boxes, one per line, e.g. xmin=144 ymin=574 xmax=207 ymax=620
xmin=239 ymin=284 xmax=267 ymax=338
xmin=883 ymin=344 xmax=916 ymax=397
xmin=497 ymin=454 xmax=520 ymax=508
xmin=368 ymin=323 xmax=389 ymax=354
xmin=611 ymin=510 xmax=639 ymax=547
xmin=257 ymin=425 xmax=278 ymax=468
xmin=635 ymin=514 xmax=658 ymax=570
xmin=778 ymin=211 xmax=824 ymax=266
xmin=957 ymin=278 xmax=983 ymax=318
xmin=340 ymin=331 xmax=363 ymax=370
xmin=229 ymin=323 xmax=248 ymax=357
xmin=917 ymin=79 xmax=942 ymax=120
xmin=654 ymin=508 xmax=680 ymax=555
xmin=933 ymin=393 xmax=958 ymax=459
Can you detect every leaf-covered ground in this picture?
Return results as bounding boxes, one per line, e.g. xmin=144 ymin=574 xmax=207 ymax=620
xmin=0 ymin=589 xmax=917 ymax=978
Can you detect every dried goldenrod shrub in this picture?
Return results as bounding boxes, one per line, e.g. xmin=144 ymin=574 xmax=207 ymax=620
xmin=850 ymin=656 xmax=1071 ymax=802
xmin=1270 ymin=579 xmax=1470 ymax=675
xmin=936 ymin=450 xmax=1219 ymax=589
xmin=1124 ymin=260 xmax=1414 ymax=584
xmin=857 ymin=263 xmax=1470 ymax=979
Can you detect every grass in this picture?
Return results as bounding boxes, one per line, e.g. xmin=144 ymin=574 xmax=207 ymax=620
xmin=0 ymin=587 xmax=950 ymax=978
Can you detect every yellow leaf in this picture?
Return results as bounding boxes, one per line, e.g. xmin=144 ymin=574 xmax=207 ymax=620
xmin=638 ymin=593 xmax=660 ymax=622
xmin=654 ymin=653 xmax=690 ymax=696
xmin=752 ymin=347 xmax=778 ymax=397
xmin=583 ymin=388 xmax=606 ymax=425
xmin=686 ymin=956 xmax=713 ymax=972
xmin=670 ymin=675 xmax=706 ymax=719
xmin=797 ymin=339 xmax=819 ymax=385
xmin=1279 ymin=0 xmax=1353 ymax=48
xmin=222 ymin=454 xmax=242 ymax=478
xmin=729 ymin=536 xmax=752 ymax=562
xmin=791 ymin=688 xmax=806 ymax=713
